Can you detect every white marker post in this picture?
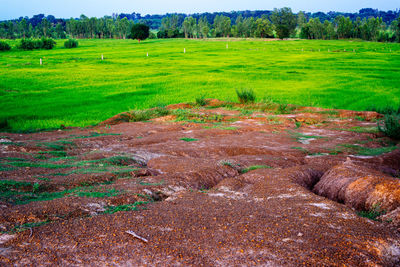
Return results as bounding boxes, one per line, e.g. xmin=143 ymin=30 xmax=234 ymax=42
xmin=147 ymin=52 xmax=149 ymax=57
xmin=101 ymin=54 xmax=104 ymax=61
xmin=184 ymin=48 xmax=186 ymax=54
xmin=40 ymin=58 xmax=42 ymax=65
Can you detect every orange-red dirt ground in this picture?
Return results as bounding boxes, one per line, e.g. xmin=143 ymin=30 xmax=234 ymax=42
xmin=1 ymin=101 xmax=399 ymax=266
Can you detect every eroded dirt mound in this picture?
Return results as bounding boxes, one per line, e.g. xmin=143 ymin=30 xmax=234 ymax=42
xmin=314 ymin=159 xmax=400 ymax=212
xmin=1 ymin=101 xmax=399 ymax=266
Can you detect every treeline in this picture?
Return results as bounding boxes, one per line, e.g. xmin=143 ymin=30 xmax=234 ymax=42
xmin=300 ymin=16 xmax=400 ymax=42
xmin=1 ymin=8 xmax=400 ymax=42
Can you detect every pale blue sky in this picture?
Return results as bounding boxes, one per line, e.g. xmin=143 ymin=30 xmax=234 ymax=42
xmin=1 ymin=0 xmax=399 ymax=20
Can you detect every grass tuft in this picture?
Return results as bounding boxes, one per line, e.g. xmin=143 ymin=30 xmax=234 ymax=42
xmin=236 ymin=89 xmax=256 ymax=104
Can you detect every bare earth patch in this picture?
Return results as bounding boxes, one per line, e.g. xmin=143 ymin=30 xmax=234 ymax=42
xmin=0 ymin=101 xmax=399 ymax=266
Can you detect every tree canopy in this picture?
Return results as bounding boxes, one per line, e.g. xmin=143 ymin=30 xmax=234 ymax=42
xmin=131 ymin=23 xmax=149 ymax=42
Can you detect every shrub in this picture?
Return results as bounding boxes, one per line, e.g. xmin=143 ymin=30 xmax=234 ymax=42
xmin=195 ymin=95 xmax=208 ymax=106
xmin=0 ymin=41 xmax=11 ymax=51
xmin=41 ymin=38 xmax=56 ymax=49
xmin=236 ymin=89 xmax=256 ymax=104
xmin=19 ymin=38 xmax=56 ymax=50
xmin=378 ymin=114 xmax=400 ymax=140
xmin=64 ymin=39 xmax=78 ymax=48
xmin=19 ymin=39 xmax=35 ymax=50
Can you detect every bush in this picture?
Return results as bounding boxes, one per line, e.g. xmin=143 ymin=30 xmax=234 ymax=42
xmin=64 ymin=39 xmax=78 ymax=48
xmin=19 ymin=39 xmax=35 ymax=50
xmin=41 ymin=38 xmax=56 ymax=49
xmin=195 ymin=95 xmax=208 ymax=106
xmin=19 ymin=38 xmax=56 ymax=50
xmin=0 ymin=41 xmax=11 ymax=51
xmin=236 ymin=89 xmax=256 ymax=104
xmin=378 ymin=114 xmax=400 ymax=140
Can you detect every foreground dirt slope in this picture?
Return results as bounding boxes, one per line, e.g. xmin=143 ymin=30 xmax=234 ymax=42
xmin=1 ymin=101 xmax=399 ymax=266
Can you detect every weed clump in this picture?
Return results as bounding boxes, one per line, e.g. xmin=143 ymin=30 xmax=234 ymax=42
xmin=130 ymin=107 xmax=169 ymax=122
xmin=236 ymin=89 xmax=256 ymax=104
xmin=195 ymin=95 xmax=209 ymax=106
xmin=64 ymin=39 xmax=79 ymax=48
xmin=378 ymin=114 xmax=400 ymax=140
xmin=357 ymin=204 xmax=385 ymax=221
xmin=0 ymin=41 xmax=11 ymax=51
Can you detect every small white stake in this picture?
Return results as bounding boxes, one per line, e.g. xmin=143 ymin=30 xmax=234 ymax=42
xmin=40 ymin=58 xmax=42 ymax=65
xmin=184 ymin=48 xmax=186 ymax=53
xmin=101 ymin=54 xmax=104 ymax=60
xmin=147 ymin=52 xmax=149 ymax=57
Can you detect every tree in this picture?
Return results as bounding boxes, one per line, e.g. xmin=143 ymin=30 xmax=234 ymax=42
xmin=270 ymin=7 xmax=297 ymax=39
xmin=255 ymin=18 xmax=273 ymax=38
xmin=297 ymin=11 xmax=307 ymax=28
xmin=131 ymin=23 xmax=149 ymax=42
xmin=391 ymin=16 xmax=400 ymax=42
xmin=19 ymin=18 xmax=28 ymax=38
xmin=183 ymin=16 xmax=197 ymax=38
xmin=198 ymin=16 xmax=210 ymax=38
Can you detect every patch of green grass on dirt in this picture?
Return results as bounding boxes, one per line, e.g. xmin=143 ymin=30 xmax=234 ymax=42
xmin=36 ymin=140 xmax=75 ymax=151
xmin=6 ymin=221 xmax=50 ymax=234
xmin=240 ymin=165 xmax=272 ymax=174
xmin=104 ymin=201 xmax=149 ymax=214
xmin=357 ymin=204 xmax=386 ymax=221
xmin=335 ymin=144 xmax=398 ymax=156
xmin=0 ymin=180 xmax=124 ymax=205
xmin=180 ymin=138 xmax=199 ymax=142
xmin=334 ymin=126 xmax=379 ymax=134
xmin=287 ymin=130 xmax=326 ymax=143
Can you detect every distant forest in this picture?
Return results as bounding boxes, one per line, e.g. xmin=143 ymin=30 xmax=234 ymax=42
xmin=1 ymin=8 xmax=400 ymax=42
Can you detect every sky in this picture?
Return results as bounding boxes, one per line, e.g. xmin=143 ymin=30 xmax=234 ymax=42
xmin=1 ymin=0 xmax=399 ymax=20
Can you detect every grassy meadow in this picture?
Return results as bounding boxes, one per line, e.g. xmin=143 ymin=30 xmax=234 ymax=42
xmin=0 ymin=38 xmax=400 ymax=131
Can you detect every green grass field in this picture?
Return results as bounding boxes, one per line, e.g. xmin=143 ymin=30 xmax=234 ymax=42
xmin=1 ymin=38 xmax=400 ymax=131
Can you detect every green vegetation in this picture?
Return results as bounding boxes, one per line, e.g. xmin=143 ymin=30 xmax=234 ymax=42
xmin=131 ymin=24 xmax=150 ymax=42
xmin=19 ymin=38 xmax=56 ymax=50
xmin=0 ymin=179 xmax=123 ymax=205
xmin=195 ymin=95 xmax=208 ymax=106
xmin=0 ymin=41 xmax=11 ymax=51
xmin=335 ymin=144 xmax=398 ymax=156
xmin=335 ymin=126 xmax=379 ymax=134
xmin=1 ymin=39 xmax=400 ymax=131
xmin=64 ymin=39 xmax=78 ymax=48
xmin=236 ymin=89 xmax=256 ymax=104
xmin=378 ymin=114 xmax=400 ymax=140
xmin=104 ymin=201 xmax=148 ymax=214
xmin=8 ymin=221 xmax=50 ymax=233
xmin=357 ymin=204 xmax=385 ymax=221
xmin=240 ymin=165 xmax=272 ymax=174
xmin=180 ymin=138 xmax=199 ymax=142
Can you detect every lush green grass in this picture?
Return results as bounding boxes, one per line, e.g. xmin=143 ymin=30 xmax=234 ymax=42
xmin=1 ymin=38 xmax=400 ymax=131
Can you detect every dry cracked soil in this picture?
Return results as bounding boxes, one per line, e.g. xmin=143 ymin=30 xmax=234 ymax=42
xmin=0 ymin=100 xmax=400 ymax=266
